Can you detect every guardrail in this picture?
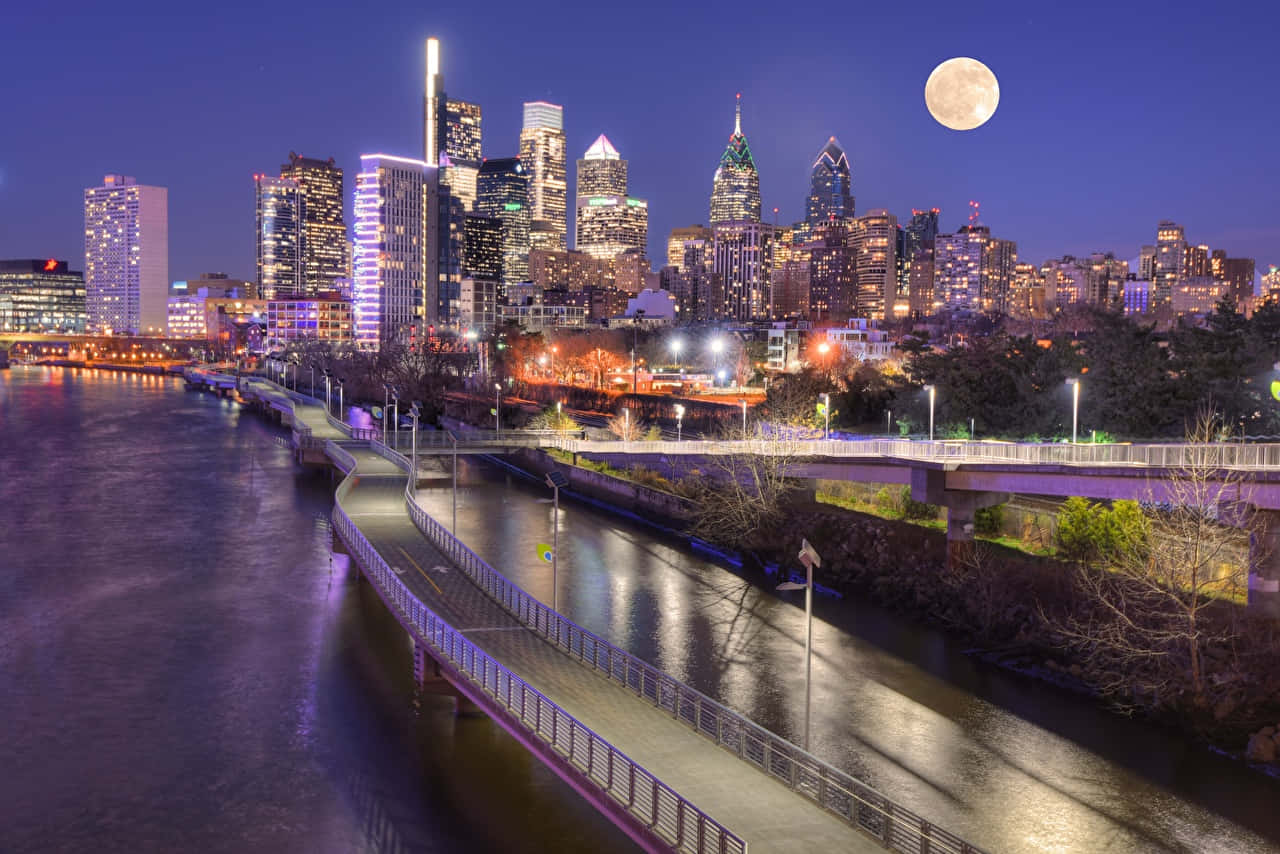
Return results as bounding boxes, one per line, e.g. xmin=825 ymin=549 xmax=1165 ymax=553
xmin=332 ymin=441 xmax=747 ymax=854
xmin=548 ymin=436 xmax=1280 ymax=471
xmin=370 ymin=438 xmax=986 ymax=854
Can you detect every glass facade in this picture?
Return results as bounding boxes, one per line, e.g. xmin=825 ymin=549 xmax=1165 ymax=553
xmin=83 ymin=174 xmax=168 ymax=334
xmin=575 ymin=196 xmax=648 ymax=261
xmin=576 ymin=134 xmax=627 ymax=197
xmin=476 ymin=158 xmax=530 ymax=287
xmin=0 ymin=259 xmax=86 ymax=333
xmin=803 ymin=137 xmax=854 ymax=230
xmin=280 ymin=154 xmax=348 ymax=295
xmin=709 ymin=96 xmax=761 ymax=226
xmin=254 ymin=175 xmax=301 ymax=298
xmin=520 ymin=102 xmax=567 ymax=251
xmin=266 ymin=295 xmax=353 ymax=344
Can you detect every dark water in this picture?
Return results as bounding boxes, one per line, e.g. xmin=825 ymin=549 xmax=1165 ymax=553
xmin=5 ymin=367 xmax=1279 ymax=854
xmin=410 ymin=460 xmax=1280 ymax=854
xmin=0 ymin=367 xmax=633 ymax=853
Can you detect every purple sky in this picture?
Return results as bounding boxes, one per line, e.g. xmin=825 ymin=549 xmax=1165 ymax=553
xmin=2 ymin=0 xmax=1277 ymax=284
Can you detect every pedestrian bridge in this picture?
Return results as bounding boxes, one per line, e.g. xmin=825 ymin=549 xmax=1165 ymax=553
xmin=219 ymin=373 xmax=987 ymax=854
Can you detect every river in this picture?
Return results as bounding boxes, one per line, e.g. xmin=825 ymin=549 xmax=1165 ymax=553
xmin=2 ymin=366 xmax=1278 ymax=853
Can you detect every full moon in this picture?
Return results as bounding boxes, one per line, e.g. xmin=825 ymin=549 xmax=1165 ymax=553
xmin=925 ymin=57 xmax=999 ymax=131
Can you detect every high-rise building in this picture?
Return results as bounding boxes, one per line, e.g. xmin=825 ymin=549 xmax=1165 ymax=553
xmin=1185 ymin=243 xmax=1211 ymax=279
xmin=1008 ymin=262 xmax=1046 ymax=320
xmin=575 ymin=136 xmax=647 ymax=261
xmin=712 ymin=221 xmax=775 ymax=320
xmin=803 ymin=137 xmax=854 ymax=232
xmin=352 ymin=154 xmax=432 ymax=349
xmin=675 ymin=238 xmax=721 ymax=322
xmin=476 ymin=157 xmax=530 ymax=287
xmin=709 ymin=95 xmax=761 ymax=226
xmin=278 ymin=154 xmax=348 ymax=295
xmin=666 ymin=225 xmax=712 ymax=271
xmin=1041 ymin=256 xmax=1089 ymax=309
xmin=0 ymin=259 xmax=86 ymax=333
xmin=808 ymin=222 xmax=857 ymax=321
xmin=255 ymin=175 xmax=301 ymax=298
xmin=1086 ymin=252 xmax=1129 ymax=306
xmin=1210 ymin=251 xmax=1256 ymax=306
xmin=520 ymin=101 xmax=567 ymax=252
xmin=463 ymin=215 xmax=503 ymax=282
xmin=1155 ymin=220 xmax=1187 ymax=306
xmin=982 ymin=235 xmax=1017 ymax=314
xmin=443 ymin=99 xmax=482 ymax=211
xmin=901 ymin=208 xmax=940 ymax=315
xmin=770 ymin=256 xmax=811 ymax=320
xmin=852 ymin=210 xmax=897 ymax=318
xmin=84 ymin=174 xmax=168 ymax=334
xmin=423 ymin=38 xmax=444 ymax=166
xmin=934 ymin=228 xmax=986 ymax=311
xmin=576 ymin=134 xmax=627 ymax=196
xmin=1138 ymin=245 xmax=1158 ymax=282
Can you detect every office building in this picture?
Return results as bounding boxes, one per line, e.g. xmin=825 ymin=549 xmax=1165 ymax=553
xmin=1124 ymin=277 xmax=1153 ymax=316
xmin=982 ymin=234 xmax=1017 ymax=314
xmin=84 ymin=174 xmax=168 ymax=334
xmin=932 ymin=224 xmax=1014 ymax=313
xmin=709 ymin=95 xmax=761 ymax=225
xmin=1155 ymin=220 xmax=1187 ymax=306
xmin=1008 ymin=263 xmax=1046 ymax=320
xmin=459 ymin=277 xmax=499 ymax=332
xmin=463 ymin=215 xmax=503 ymax=282
xmin=173 ymin=272 xmax=255 ymax=300
xmin=852 ymin=210 xmax=897 ymax=318
xmin=1185 ymin=243 xmax=1211 ymax=279
xmin=712 ymin=220 xmax=774 ymax=320
xmin=0 ymin=259 xmax=86 ymax=333
xmin=520 ymin=101 xmax=567 ymax=251
xmin=443 ymin=99 xmax=482 ymax=211
xmin=424 ymin=38 xmax=444 ymax=165
xmin=667 ymin=225 xmax=712 ymax=271
xmin=1211 ymin=250 xmax=1256 ymax=305
xmin=353 ymin=154 xmax=432 ymax=349
xmin=1086 ymin=252 xmax=1129 ymax=306
xmin=576 ymin=134 xmax=627 ymax=196
xmin=1173 ymin=277 xmax=1227 ymax=316
xmin=1138 ymin=245 xmax=1157 ymax=282
xmin=255 ymin=174 xmax=301 ymax=298
xmin=770 ymin=258 xmax=811 ymax=320
xmin=476 ymin=157 xmax=530 ymax=287
xmin=803 ymin=137 xmax=854 ymax=232
xmin=901 ymin=208 xmax=940 ymax=312
xmin=613 ymin=249 xmax=650 ymax=295
xmin=808 ymin=222 xmax=857 ymax=321
xmin=280 ymin=153 xmax=348 ymax=295
xmin=266 ymin=293 xmax=353 ymax=345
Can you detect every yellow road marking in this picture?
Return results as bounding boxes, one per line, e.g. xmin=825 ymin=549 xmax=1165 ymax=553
xmin=398 ymin=546 xmax=444 ymax=596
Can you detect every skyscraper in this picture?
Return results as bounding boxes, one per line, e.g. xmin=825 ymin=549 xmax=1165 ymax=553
xmin=353 ymin=154 xmax=432 ymax=349
xmin=667 ymin=225 xmax=712 ymax=271
xmin=443 ymin=99 xmax=482 ymax=211
xmin=852 ymin=210 xmax=897 ymax=318
xmin=1211 ymin=251 xmax=1256 ymax=306
xmin=576 ymin=134 xmax=627 ymax=196
xmin=807 ymin=222 xmax=857 ymax=321
xmin=255 ymin=175 xmax=301 ymax=298
xmin=709 ymin=94 xmax=761 ymax=226
xmin=712 ymin=221 xmax=775 ymax=320
xmin=463 ymin=215 xmax=503 ymax=282
xmin=476 ymin=157 xmax=530 ymax=287
xmin=519 ymin=101 xmax=567 ymax=252
xmin=424 ymin=38 xmax=444 ymax=166
xmin=1155 ymin=220 xmax=1187 ymax=306
xmin=901 ymin=208 xmax=940 ymax=316
xmin=84 ymin=174 xmax=168 ymax=334
xmin=933 ymin=227 xmax=986 ymax=311
xmin=1138 ymin=245 xmax=1158 ymax=282
xmin=804 ymin=137 xmax=854 ymax=232
xmin=280 ymin=153 xmax=348 ymax=294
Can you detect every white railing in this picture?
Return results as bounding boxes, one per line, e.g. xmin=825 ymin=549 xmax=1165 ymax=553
xmin=547 ymin=437 xmax=1280 ymax=471
xmin=330 ymin=443 xmax=747 ymax=854
xmin=367 ymin=439 xmax=987 ymax=854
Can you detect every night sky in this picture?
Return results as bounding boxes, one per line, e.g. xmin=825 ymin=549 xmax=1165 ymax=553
xmin=3 ymin=0 xmax=1277 ymax=284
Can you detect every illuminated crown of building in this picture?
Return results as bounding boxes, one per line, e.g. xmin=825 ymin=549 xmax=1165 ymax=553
xmin=709 ymin=94 xmax=761 ymax=225
xmin=583 ymin=134 xmax=620 ymax=161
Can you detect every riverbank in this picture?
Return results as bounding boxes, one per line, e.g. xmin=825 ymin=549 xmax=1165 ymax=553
xmin=495 ymin=446 xmax=1280 ymax=775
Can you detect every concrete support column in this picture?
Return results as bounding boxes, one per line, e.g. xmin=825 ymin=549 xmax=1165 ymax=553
xmin=1249 ymin=509 xmax=1280 ymax=618
xmin=941 ymin=490 xmax=1010 ymax=570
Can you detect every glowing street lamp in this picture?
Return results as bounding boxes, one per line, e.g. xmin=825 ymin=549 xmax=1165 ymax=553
xmin=1066 ymin=378 xmax=1081 ymax=444
xmin=739 ymin=398 xmax=748 ymax=435
xmin=674 ymin=403 xmax=685 ymax=441
xmin=777 ymin=538 xmax=821 ymax=751
xmin=494 ymin=383 xmax=502 ymax=437
xmin=819 ymin=392 xmax=830 ymax=438
xmin=924 ymin=384 xmax=936 ymax=441
xmin=670 ymin=337 xmax=684 ymax=366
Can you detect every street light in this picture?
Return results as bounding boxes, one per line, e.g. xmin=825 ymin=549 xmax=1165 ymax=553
xmin=924 ymin=384 xmax=936 ymax=441
xmin=545 ymin=470 xmax=569 ymax=612
xmin=336 ymin=377 xmax=345 ymax=424
xmin=382 ymin=383 xmax=393 ymax=445
xmin=449 ymin=429 xmax=458 ymax=533
xmin=819 ymin=392 xmax=830 ymax=439
xmin=494 ymin=383 xmax=502 ymax=437
xmin=669 ymin=337 xmax=683 ymax=367
xmin=408 ymin=401 xmax=421 ymax=493
xmin=817 ymin=341 xmax=831 ymax=377
xmin=391 ymin=388 xmax=400 ymax=449
xmin=777 ymin=538 xmax=821 ymax=751
xmin=738 ymin=398 xmax=748 ymax=436
xmin=322 ymin=369 xmax=332 ymax=414
xmin=623 ymin=407 xmax=630 ymax=441
xmin=886 ymin=408 xmax=892 ymax=436
xmin=1066 ymin=378 xmax=1081 ymax=444
xmin=674 ymin=403 xmax=685 ymax=441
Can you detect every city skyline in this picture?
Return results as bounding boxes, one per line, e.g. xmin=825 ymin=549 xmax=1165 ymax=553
xmin=3 ymin=2 xmax=1277 ymax=284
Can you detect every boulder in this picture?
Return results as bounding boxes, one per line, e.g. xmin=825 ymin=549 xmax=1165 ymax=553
xmin=1245 ymin=733 xmax=1278 ymax=763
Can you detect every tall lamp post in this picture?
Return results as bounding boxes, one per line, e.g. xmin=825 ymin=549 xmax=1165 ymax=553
xmin=1066 ymin=378 xmax=1081 ymax=444
xmin=391 ymin=388 xmax=400 ymax=449
xmin=711 ymin=337 xmax=724 ymax=384
xmin=670 ymin=337 xmax=683 ymax=369
xmin=739 ymin=398 xmax=748 ymax=436
xmin=408 ymin=402 xmax=421 ymax=494
xmin=632 ymin=309 xmax=645 ymax=394
xmin=322 ymin=369 xmax=332 ymax=414
xmin=545 ymin=470 xmax=569 ymax=611
xmin=382 ymin=383 xmax=392 ymax=446
xmin=450 ymin=429 xmax=458 ymax=534
xmin=777 ymin=538 xmax=821 ymax=751
xmin=819 ymin=392 xmax=830 ymax=439
xmin=336 ymin=378 xmax=345 ymax=425
xmin=308 ymin=361 xmax=315 ymax=398
xmin=494 ymin=383 xmax=502 ymax=437
xmin=924 ymin=384 xmax=936 ymax=441
xmin=674 ymin=403 xmax=685 ymax=441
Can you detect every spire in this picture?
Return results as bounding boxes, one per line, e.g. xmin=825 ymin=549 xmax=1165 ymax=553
xmin=734 ymin=93 xmax=742 ymax=134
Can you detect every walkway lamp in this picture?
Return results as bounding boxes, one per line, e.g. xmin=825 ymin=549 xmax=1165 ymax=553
xmin=409 ymin=401 xmax=421 ymax=493
xmin=739 ymin=398 xmax=748 ymax=436
xmin=886 ymin=409 xmax=892 ymax=436
xmin=336 ymin=378 xmax=345 ymax=424
xmin=322 ymin=369 xmax=332 ymax=414
xmin=924 ymin=385 xmax=936 ymax=441
xmin=545 ymin=470 xmax=569 ymax=611
xmin=450 ymin=429 xmax=458 ymax=534
xmin=382 ymin=383 xmax=392 ymax=445
xmin=674 ymin=403 xmax=685 ymax=441
xmin=777 ymin=538 xmax=821 ymax=751
xmin=494 ymin=383 xmax=502 ymax=437
xmin=391 ymin=388 xmax=400 ymax=449
xmin=308 ymin=361 xmax=315 ymax=398
xmin=819 ymin=392 xmax=830 ymax=439
xmin=1066 ymin=378 xmax=1081 ymax=444
xmin=623 ymin=407 xmax=630 ymax=441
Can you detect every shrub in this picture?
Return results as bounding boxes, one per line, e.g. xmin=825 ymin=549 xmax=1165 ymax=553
xmin=975 ymin=504 xmax=1004 ymax=536
xmin=874 ymin=487 xmax=899 ymax=515
xmin=1054 ymin=497 xmax=1150 ymax=565
xmin=899 ymin=486 xmax=939 ymax=521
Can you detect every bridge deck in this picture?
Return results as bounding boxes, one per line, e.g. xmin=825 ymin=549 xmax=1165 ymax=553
xmin=338 ymin=446 xmax=882 ymax=852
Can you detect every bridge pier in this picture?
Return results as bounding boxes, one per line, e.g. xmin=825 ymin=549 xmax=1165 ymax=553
xmin=413 ymin=640 xmax=482 ymax=716
xmin=1250 ymin=509 xmax=1280 ymax=618
xmin=943 ymin=491 xmax=1008 ymax=569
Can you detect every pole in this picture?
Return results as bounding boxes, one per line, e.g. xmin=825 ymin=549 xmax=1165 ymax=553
xmin=411 ymin=414 xmax=418 ymax=494
xmin=452 ymin=433 xmax=458 ymax=534
xmin=887 ymin=409 xmax=892 ymax=436
xmin=742 ymin=400 xmax=747 ymax=435
xmin=929 ymin=387 xmax=935 ymax=442
xmin=338 ymin=385 xmax=344 ymax=423
xmin=383 ymin=387 xmax=388 ymax=446
xmin=393 ymin=399 xmax=399 ymax=448
xmin=1072 ymin=381 xmax=1079 ymax=444
xmin=310 ymin=366 xmax=314 ymax=398
xmin=551 ymin=484 xmax=559 ymax=612
xmin=803 ymin=555 xmax=812 ymax=752
xmin=971 ymin=417 xmax=975 ymax=440
xmin=495 ymin=386 xmax=501 ymax=437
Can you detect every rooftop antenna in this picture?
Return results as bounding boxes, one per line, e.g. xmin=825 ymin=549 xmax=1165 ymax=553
xmin=735 ymin=93 xmax=742 ymax=134
xmin=968 ymin=199 xmax=981 ymax=226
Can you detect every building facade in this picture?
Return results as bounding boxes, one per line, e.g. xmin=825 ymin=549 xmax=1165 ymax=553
xmin=0 ymin=259 xmax=86 ymax=333
xmin=1155 ymin=220 xmax=1187 ymax=306
xmin=852 ymin=210 xmax=897 ymax=319
xmin=803 ymin=137 xmax=854 ymax=233
xmin=519 ymin=101 xmax=567 ymax=252
xmin=712 ymin=220 xmax=774 ymax=320
xmin=254 ymin=174 xmax=301 ymax=298
xmin=476 ymin=157 xmax=530 ymax=287
xmin=709 ymin=95 xmax=761 ymax=226
xmin=666 ymin=225 xmax=712 ymax=271
xmin=280 ymin=153 xmax=348 ymax=295
xmin=266 ymin=293 xmax=353 ymax=345
xmin=576 ymin=134 xmax=627 ymax=196
xmin=576 ymin=195 xmax=648 ymax=261
xmin=353 ymin=154 xmax=432 ymax=349
xmin=84 ymin=174 xmax=168 ymax=334
xmin=443 ymin=99 xmax=482 ymax=211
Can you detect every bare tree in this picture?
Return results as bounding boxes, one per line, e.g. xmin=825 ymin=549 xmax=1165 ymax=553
xmin=685 ymin=429 xmax=803 ymax=548
xmin=1046 ymin=412 xmax=1256 ymax=713
xmin=607 ymin=410 xmax=645 ymax=441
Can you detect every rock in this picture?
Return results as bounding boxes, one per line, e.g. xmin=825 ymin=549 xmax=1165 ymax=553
xmin=1245 ymin=733 xmax=1278 ymax=763
xmin=1261 ymin=726 xmax=1277 ymax=738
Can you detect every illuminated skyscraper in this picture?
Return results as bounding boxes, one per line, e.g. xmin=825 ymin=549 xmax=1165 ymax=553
xmin=476 ymin=157 xmax=530 ymax=286
xmin=1211 ymin=250 xmax=1256 ymax=306
xmin=712 ymin=221 xmax=775 ymax=320
xmin=353 ymin=154 xmax=432 ymax=349
xmin=520 ymin=101 xmax=567 ymax=252
xmin=1138 ymin=245 xmax=1157 ymax=281
xmin=852 ymin=210 xmax=897 ymax=318
xmin=576 ymin=134 xmax=627 ymax=196
xmin=424 ymin=38 xmax=444 ymax=166
xmin=667 ymin=225 xmax=712 ymax=270
xmin=463 ymin=215 xmax=503 ymax=282
xmin=255 ymin=175 xmax=301 ymax=298
xmin=934 ymin=227 xmax=986 ymax=311
xmin=804 ymin=137 xmax=854 ymax=232
xmin=900 ymin=208 xmax=939 ymax=315
xmin=84 ymin=174 xmax=168 ymax=334
xmin=709 ymin=94 xmax=761 ymax=226
xmin=0 ymin=259 xmax=86 ymax=333
xmin=280 ymin=153 xmax=348 ymax=295
xmin=443 ymin=99 xmax=482 ymax=211
xmin=1155 ymin=220 xmax=1187 ymax=306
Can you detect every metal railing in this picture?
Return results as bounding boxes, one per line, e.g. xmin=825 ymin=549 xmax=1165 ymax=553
xmin=330 ymin=441 xmax=747 ymax=854
xmin=368 ymin=438 xmax=986 ymax=854
xmin=548 ymin=436 xmax=1280 ymax=471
